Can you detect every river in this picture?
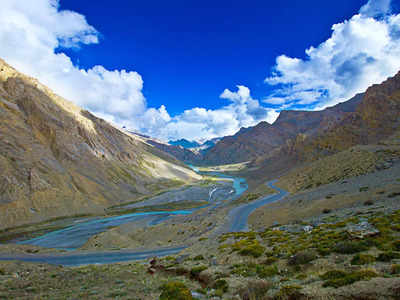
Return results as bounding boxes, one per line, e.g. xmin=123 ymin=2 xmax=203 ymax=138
xmin=0 ymin=167 xmax=288 ymax=266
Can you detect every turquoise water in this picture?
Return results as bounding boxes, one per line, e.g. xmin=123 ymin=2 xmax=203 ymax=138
xmin=17 ymin=165 xmax=248 ymax=250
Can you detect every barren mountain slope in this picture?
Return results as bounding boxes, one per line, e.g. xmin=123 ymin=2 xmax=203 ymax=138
xmin=203 ymin=93 xmax=363 ymax=165
xmin=0 ymin=59 xmax=200 ymax=229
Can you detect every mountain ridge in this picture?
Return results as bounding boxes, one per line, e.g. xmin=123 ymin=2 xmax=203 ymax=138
xmin=0 ymin=58 xmax=200 ymax=229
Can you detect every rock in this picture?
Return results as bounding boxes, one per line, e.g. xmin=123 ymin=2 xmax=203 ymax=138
xmin=175 ymin=254 xmax=190 ymax=264
xmin=347 ymin=221 xmax=380 ymax=239
xmin=303 ymin=225 xmax=313 ymax=233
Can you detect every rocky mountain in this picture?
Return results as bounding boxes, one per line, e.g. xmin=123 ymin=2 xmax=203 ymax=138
xmin=168 ymin=139 xmax=200 ymax=149
xmin=145 ymin=138 xmax=204 ymax=164
xmin=0 ymin=58 xmax=200 ymax=229
xmin=203 ymin=93 xmax=363 ymax=165
xmin=247 ymin=71 xmax=400 ymax=182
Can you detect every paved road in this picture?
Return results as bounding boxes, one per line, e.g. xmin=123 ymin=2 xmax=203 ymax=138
xmin=227 ymin=180 xmax=288 ymax=232
xmin=212 ymin=180 xmax=289 ymax=236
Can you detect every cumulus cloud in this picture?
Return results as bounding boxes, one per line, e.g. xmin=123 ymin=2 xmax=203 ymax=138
xmin=264 ymin=0 xmax=400 ymax=109
xmin=360 ymin=0 xmax=391 ymax=17
xmin=140 ymin=86 xmax=278 ymax=140
xmin=0 ymin=0 xmax=278 ymax=141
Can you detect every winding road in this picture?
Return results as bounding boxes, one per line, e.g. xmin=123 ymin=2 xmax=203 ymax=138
xmin=0 ymin=177 xmax=288 ymax=266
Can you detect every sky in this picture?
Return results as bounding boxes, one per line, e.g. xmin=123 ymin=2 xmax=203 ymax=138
xmin=1 ymin=0 xmax=400 ymax=141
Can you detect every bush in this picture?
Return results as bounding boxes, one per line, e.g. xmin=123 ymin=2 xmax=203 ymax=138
xmin=288 ymin=251 xmax=317 ymax=266
xmin=364 ymin=200 xmax=374 ymax=206
xmin=275 ymin=285 xmax=303 ymax=299
xmin=334 ymin=241 xmax=369 ymax=254
xmin=159 ymin=281 xmax=193 ymax=300
xmin=238 ymin=280 xmax=271 ymax=300
xmin=193 ymin=255 xmax=204 ymax=261
xmin=388 ymin=192 xmax=400 ymax=198
xmin=391 ymin=264 xmax=400 ymax=275
xmin=376 ymin=251 xmax=400 ymax=262
xmin=256 ymin=265 xmax=279 ymax=278
xmin=320 ymin=270 xmax=347 ymax=281
xmin=392 ymin=240 xmax=400 ymax=251
xmin=213 ymin=279 xmax=229 ymax=293
xmin=239 ymin=243 xmax=265 ymax=258
xmin=350 ymin=254 xmax=375 ymax=265
xmin=359 ymin=186 xmax=369 ymax=192
xmin=322 ymin=208 xmax=332 ymax=214
xmin=321 ymin=270 xmax=378 ymax=288
xmin=263 ymin=256 xmax=278 ymax=265
xmin=190 ymin=266 xmax=207 ymax=278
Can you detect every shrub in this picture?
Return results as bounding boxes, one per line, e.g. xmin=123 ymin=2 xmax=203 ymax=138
xmin=238 ymin=280 xmax=271 ymax=300
xmin=159 ymin=281 xmax=193 ymax=300
xmin=239 ymin=242 xmax=265 ymax=258
xmin=334 ymin=241 xmax=369 ymax=254
xmin=213 ymin=279 xmax=229 ymax=293
xmin=359 ymin=186 xmax=369 ymax=192
xmin=392 ymin=240 xmax=400 ymax=251
xmin=376 ymin=251 xmax=400 ymax=262
xmin=193 ymin=255 xmax=204 ymax=261
xmin=391 ymin=264 xmax=400 ymax=275
xmin=351 ymin=254 xmax=375 ymax=265
xmin=275 ymin=284 xmax=303 ymax=299
xmin=388 ymin=192 xmax=400 ymax=198
xmin=322 ymin=270 xmax=378 ymax=288
xmin=322 ymin=208 xmax=332 ymax=214
xmin=364 ymin=200 xmax=374 ymax=206
xmin=190 ymin=266 xmax=207 ymax=278
xmin=320 ymin=270 xmax=347 ymax=281
xmin=256 ymin=265 xmax=279 ymax=278
xmin=288 ymin=251 xmax=317 ymax=266
xmin=263 ymin=256 xmax=278 ymax=265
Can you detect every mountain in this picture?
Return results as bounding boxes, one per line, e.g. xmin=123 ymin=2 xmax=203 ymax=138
xmin=144 ymin=138 xmax=221 ymax=165
xmin=201 ymin=137 xmax=221 ymax=149
xmin=246 ymin=71 xmax=400 ymax=183
xmin=203 ymin=93 xmax=363 ymax=165
xmin=0 ymin=58 xmax=200 ymax=229
xmin=168 ymin=139 xmax=200 ymax=149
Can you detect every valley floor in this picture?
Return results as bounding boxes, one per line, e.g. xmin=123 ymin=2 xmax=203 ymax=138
xmin=2 ymin=156 xmax=400 ymax=299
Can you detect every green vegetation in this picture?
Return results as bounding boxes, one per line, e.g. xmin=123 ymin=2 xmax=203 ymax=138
xmin=287 ymin=251 xmax=317 ymax=266
xmin=275 ymin=285 xmax=303 ymax=299
xmin=213 ymin=279 xmax=229 ymax=293
xmin=391 ymin=264 xmax=400 ymax=275
xmin=351 ymin=254 xmax=375 ymax=265
xmin=376 ymin=251 xmax=400 ymax=262
xmin=231 ymin=263 xmax=279 ymax=278
xmin=334 ymin=241 xmax=370 ymax=254
xmin=190 ymin=266 xmax=207 ymax=278
xmin=159 ymin=282 xmax=193 ymax=300
xmin=321 ymin=269 xmax=378 ymax=288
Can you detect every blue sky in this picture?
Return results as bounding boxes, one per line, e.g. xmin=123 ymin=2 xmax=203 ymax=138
xmin=58 ymin=0 xmax=368 ymax=115
xmin=1 ymin=0 xmax=400 ymax=141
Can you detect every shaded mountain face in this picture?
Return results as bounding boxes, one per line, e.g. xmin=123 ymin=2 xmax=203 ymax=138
xmin=202 ymin=93 xmax=363 ymax=165
xmin=146 ymin=139 xmax=204 ymax=165
xmin=0 ymin=59 xmax=200 ymax=229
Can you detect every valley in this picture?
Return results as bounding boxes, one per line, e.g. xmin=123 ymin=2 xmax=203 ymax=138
xmin=1 ymin=58 xmax=400 ymax=299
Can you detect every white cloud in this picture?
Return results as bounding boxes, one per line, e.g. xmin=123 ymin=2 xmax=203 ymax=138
xmin=360 ymin=0 xmax=391 ymax=18
xmin=265 ymin=0 xmax=400 ymax=109
xmin=0 ymin=0 xmax=278 ymax=142
xmin=139 ymin=86 xmax=278 ymax=140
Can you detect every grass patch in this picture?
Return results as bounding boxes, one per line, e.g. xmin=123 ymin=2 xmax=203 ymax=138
xmin=321 ymin=269 xmax=378 ymax=288
xmin=351 ymin=254 xmax=375 ymax=265
xmin=159 ymin=282 xmax=193 ymax=300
